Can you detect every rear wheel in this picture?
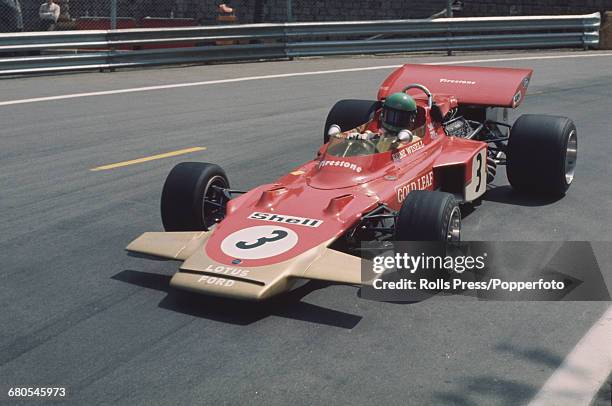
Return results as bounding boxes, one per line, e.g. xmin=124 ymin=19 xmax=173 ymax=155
xmin=395 ymin=191 xmax=460 ymax=242
xmin=323 ymin=99 xmax=380 ymax=143
xmin=161 ymin=162 xmax=229 ymax=231
xmin=506 ymin=114 xmax=577 ymax=195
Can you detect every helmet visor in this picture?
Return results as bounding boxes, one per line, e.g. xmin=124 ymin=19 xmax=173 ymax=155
xmin=383 ymin=107 xmax=415 ymax=129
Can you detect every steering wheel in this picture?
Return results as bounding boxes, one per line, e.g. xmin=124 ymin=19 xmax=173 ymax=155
xmin=402 ymin=84 xmax=433 ymax=108
xmin=346 ymin=139 xmax=378 ymax=156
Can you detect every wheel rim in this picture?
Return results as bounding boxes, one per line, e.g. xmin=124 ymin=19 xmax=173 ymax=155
xmin=202 ymin=176 xmax=228 ymax=229
xmin=446 ymin=206 xmax=461 ymax=242
xmin=564 ymin=130 xmax=577 ymax=185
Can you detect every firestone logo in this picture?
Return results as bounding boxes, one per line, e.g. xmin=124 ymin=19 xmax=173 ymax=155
xmin=318 ymin=160 xmax=362 ymax=173
xmin=440 ymin=78 xmax=476 ymax=85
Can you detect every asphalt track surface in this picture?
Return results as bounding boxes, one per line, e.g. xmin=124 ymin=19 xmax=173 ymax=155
xmin=0 ymin=50 xmax=611 ymax=405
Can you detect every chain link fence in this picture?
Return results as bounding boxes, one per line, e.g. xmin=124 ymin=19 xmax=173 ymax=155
xmin=1 ymin=0 xmax=611 ymax=32
xmin=0 ymin=0 xmax=462 ymax=33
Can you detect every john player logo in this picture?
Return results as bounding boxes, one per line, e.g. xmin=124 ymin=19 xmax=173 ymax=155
xmin=396 ymin=171 xmax=434 ymax=202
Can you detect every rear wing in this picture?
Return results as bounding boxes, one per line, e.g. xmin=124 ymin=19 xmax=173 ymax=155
xmin=378 ymin=64 xmax=533 ymax=108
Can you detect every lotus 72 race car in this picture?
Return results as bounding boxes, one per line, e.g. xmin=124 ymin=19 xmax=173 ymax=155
xmin=127 ymin=64 xmax=577 ymax=300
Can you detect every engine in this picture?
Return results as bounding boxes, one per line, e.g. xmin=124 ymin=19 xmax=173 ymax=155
xmin=443 ymin=117 xmax=473 ymax=138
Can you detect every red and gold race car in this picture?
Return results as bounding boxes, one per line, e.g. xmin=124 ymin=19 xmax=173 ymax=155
xmin=127 ymin=64 xmax=578 ymax=300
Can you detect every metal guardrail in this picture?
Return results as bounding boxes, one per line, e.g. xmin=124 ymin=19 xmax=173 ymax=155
xmin=0 ymin=12 xmax=601 ymax=75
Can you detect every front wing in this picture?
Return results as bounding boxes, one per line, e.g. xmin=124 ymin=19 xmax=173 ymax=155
xmin=126 ymin=231 xmax=364 ymax=300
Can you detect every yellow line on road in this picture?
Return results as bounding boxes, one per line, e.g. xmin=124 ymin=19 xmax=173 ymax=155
xmin=90 ymin=146 xmax=206 ymax=171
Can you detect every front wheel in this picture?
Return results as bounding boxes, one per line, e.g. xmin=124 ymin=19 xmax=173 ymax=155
xmin=506 ymin=114 xmax=577 ymax=196
xmin=161 ymin=162 xmax=229 ymax=231
xmin=395 ymin=190 xmax=461 ymax=242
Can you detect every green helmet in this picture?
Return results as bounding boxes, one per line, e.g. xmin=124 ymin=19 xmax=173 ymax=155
xmin=381 ymin=92 xmax=418 ymax=133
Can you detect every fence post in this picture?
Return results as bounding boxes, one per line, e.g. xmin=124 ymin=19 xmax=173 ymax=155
xmin=447 ymin=0 xmax=453 ymax=56
xmin=108 ymin=0 xmax=117 ymax=72
xmin=286 ymin=0 xmax=293 ymax=22
xmin=110 ymin=0 xmax=117 ymax=30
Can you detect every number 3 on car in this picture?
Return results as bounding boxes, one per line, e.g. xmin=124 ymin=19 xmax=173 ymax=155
xmin=465 ymin=148 xmax=487 ymax=202
xmin=220 ymin=226 xmax=299 ymax=260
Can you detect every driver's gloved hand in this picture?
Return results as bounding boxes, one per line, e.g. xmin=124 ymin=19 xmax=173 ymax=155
xmin=397 ymin=129 xmax=413 ymax=142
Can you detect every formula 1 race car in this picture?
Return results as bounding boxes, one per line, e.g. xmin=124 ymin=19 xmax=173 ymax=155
xmin=127 ymin=64 xmax=578 ymax=300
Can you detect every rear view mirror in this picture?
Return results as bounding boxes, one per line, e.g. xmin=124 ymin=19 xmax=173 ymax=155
xmin=327 ymin=125 xmax=341 ymax=137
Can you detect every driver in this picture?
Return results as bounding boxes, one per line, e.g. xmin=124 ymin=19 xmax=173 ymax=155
xmin=328 ymin=92 xmax=424 ymax=153
xmin=376 ymin=92 xmax=420 ymax=152
xmin=381 ymin=92 xmax=419 ymax=135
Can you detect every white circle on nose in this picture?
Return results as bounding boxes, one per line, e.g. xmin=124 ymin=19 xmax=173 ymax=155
xmin=220 ymin=225 xmax=298 ymax=259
